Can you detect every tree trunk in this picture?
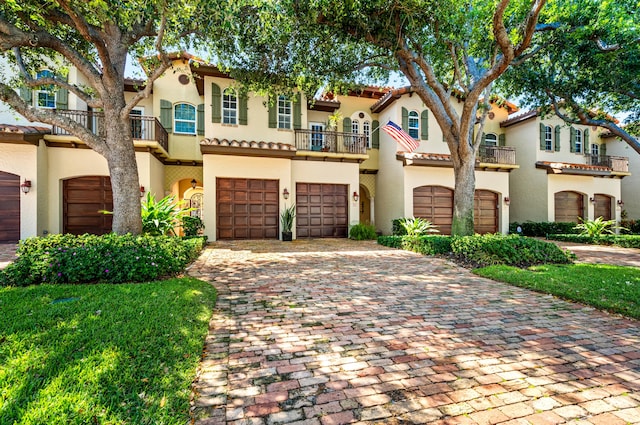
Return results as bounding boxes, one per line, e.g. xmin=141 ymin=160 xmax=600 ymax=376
xmin=451 ymin=152 xmax=476 ymax=236
xmin=104 ymin=110 xmax=142 ymax=235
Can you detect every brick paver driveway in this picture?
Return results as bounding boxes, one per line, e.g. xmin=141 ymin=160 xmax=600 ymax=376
xmin=189 ymin=239 xmax=639 ymax=425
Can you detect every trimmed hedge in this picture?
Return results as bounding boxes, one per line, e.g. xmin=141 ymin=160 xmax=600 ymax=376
xmin=621 ymin=219 xmax=640 ymax=235
xmin=0 ymin=234 xmax=207 ymax=287
xmin=379 ymin=234 xmax=574 ymax=267
xmin=509 ymin=221 xmax=579 ymax=236
xmin=451 ymin=234 xmax=575 ymax=267
xmin=547 ymin=234 xmax=640 ymax=249
xmin=349 ymin=223 xmax=378 ymax=240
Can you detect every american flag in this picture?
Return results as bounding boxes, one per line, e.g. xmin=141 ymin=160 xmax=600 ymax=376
xmin=381 ymin=121 xmax=420 ymax=152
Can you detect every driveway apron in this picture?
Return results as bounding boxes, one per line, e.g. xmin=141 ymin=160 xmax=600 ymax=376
xmin=189 ymin=240 xmax=639 ymax=425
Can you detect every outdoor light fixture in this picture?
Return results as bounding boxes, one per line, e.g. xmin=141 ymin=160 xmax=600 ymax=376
xmin=191 ymin=179 xmax=197 ymax=189
xmin=282 ymin=188 xmax=290 ymax=200
xmin=589 ymin=197 xmax=596 ymax=204
xmin=140 ymin=186 xmax=145 ymax=197
xmin=617 ymin=199 xmax=624 ymax=207
xmin=20 ymin=179 xmax=31 ymax=194
xmin=353 ymin=191 xmax=359 ymax=202
xmin=504 ymin=196 xmax=510 ymax=205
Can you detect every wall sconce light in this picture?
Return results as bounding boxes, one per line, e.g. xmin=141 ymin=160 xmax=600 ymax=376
xmin=617 ymin=199 xmax=624 ymax=207
xmin=589 ymin=197 xmax=596 ymax=204
xmin=20 ymin=179 xmax=31 ymax=194
xmin=191 ymin=179 xmax=197 ymax=189
xmin=282 ymin=188 xmax=289 ymax=200
xmin=353 ymin=191 xmax=360 ymax=202
xmin=140 ymin=186 xmax=145 ymax=197
xmin=503 ymin=196 xmax=510 ymax=205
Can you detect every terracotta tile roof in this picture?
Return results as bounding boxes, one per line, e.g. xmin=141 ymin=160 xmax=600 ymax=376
xmin=401 ymin=151 xmax=452 ymax=161
xmin=0 ymin=124 xmax=50 ymax=134
xmin=200 ymin=138 xmax=296 ymax=151
xmin=536 ymin=161 xmax=610 ymax=172
xmin=500 ymin=110 xmax=538 ymax=127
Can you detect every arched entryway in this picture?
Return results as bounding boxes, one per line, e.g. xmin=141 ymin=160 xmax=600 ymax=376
xmin=359 ymin=185 xmax=371 ymax=225
xmin=554 ymin=191 xmax=584 ymax=223
xmin=0 ymin=171 xmax=20 ymax=243
xmin=593 ymin=194 xmax=612 ymax=221
xmin=63 ymin=176 xmax=113 ymax=235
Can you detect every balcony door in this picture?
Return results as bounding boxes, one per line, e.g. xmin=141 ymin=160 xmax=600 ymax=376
xmin=309 ymin=122 xmax=325 ymax=151
xmin=130 ymin=107 xmax=144 ymax=139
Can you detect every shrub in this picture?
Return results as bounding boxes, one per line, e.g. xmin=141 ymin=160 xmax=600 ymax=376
xmin=0 ymin=234 xmax=206 ymax=287
xmin=141 ymin=193 xmax=193 ymax=236
xmin=349 ymin=223 xmax=378 ymax=240
xmin=451 ymin=234 xmax=575 ymax=267
xmin=547 ymin=234 xmax=640 ymax=249
xmin=182 ymin=215 xmax=205 ymax=237
xmin=392 ymin=219 xmax=407 ymax=236
xmin=574 ymin=217 xmax=624 ymax=237
xmin=378 ymin=235 xmax=452 ymax=255
xmin=398 ymin=217 xmax=439 ymax=237
xmin=509 ymin=221 xmax=578 ymax=237
xmin=620 ymin=219 xmax=640 ymax=235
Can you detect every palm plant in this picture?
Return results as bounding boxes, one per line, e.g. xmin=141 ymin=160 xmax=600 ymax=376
xmin=141 ymin=193 xmax=193 ymax=236
xmin=399 ymin=217 xmax=439 ymax=237
xmin=574 ymin=216 xmax=625 ymax=237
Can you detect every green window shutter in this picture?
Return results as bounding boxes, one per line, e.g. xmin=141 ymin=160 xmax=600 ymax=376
xmin=420 ymin=110 xmax=429 ymax=140
xmin=498 ymin=133 xmax=506 ymax=147
xmin=481 ymin=132 xmax=487 ymax=146
xmin=56 ymin=88 xmax=68 ymax=109
xmin=197 ymin=104 xmax=204 ymax=135
xmin=372 ymin=120 xmax=380 ymax=148
xmin=539 ymin=123 xmax=546 ymax=150
xmin=583 ymin=129 xmax=590 ymax=152
xmin=343 ymin=117 xmax=351 ymax=133
xmin=239 ymin=94 xmax=248 ymax=125
xmin=268 ymin=95 xmax=277 ymax=128
xmin=19 ymin=86 xmax=32 ymax=103
xmin=211 ymin=83 xmax=221 ymax=123
xmin=293 ymin=93 xmax=302 ymax=130
xmin=570 ymin=127 xmax=576 ymax=153
xmin=601 ymin=143 xmax=606 ymax=157
xmin=160 ymin=99 xmax=172 ymax=132
xmin=401 ymin=107 xmax=408 ymax=131
xmin=554 ymin=125 xmax=561 ymax=151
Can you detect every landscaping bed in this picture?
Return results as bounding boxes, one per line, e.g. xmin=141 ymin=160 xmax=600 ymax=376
xmin=0 ymin=277 xmax=217 ymax=424
xmin=546 ymin=233 xmax=640 ymax=249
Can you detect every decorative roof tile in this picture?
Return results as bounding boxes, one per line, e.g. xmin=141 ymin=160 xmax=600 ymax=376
xmin=200 ymin=138 xmax=296 ymax=151
xmin=0 ymin=124 xmax=50 ymax=134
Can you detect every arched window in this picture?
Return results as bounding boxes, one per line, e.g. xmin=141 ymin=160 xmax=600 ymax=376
xmin=277 ymin=95 xmax=291 ymax=129
xmin=575 ymin=129 xmax=583 ymax=153
xmin=352 ymin=119 xmax=360 ymax=134
xmin=222 ymin=88 xmax=237 ymax=125
xmin=544 ymin=125 xmax=553 ymax=151
xmin=408 ymin=110 xmax=419 ymax=139
xmin=484 ymin=133 xmax=498 ymax=147
xmin=174 ymin=103 xmax=196 ymax=134
xmin=36 ymin=70 xmax=55 ymax=108
xmin=363 ymin=121 xmax=371 ymax=148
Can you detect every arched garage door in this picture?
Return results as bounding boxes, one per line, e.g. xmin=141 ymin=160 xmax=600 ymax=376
xmin=0 ymin=171 xmax=20 ymax=243
xmin=554 ymin=191 xmax=584 ymax=223
xmin=413 ymin=186 xmax=498 ymax=234
xmin=63 ymin=176 xmax=113 ymax=235
xmin=594 ymin=194 xmax=612 ymax=221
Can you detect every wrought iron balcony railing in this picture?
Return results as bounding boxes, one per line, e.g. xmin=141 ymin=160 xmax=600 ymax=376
xmin=585 ymin=154 xmax=629 ymax=173
xmin=294 ymin=129 xmax=367 ymax=155
xmin=478 ymin=145 xmax=516 ymax=165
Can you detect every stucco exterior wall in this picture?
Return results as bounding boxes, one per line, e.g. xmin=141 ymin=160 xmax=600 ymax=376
xmin=606 ymin=138 xmax=639 ymax=219
xmin=547 ymin=174 xmax=622 ymax=222
xmin=202 ymin=155 xmax=292 ymax=241
xmin=0 ymin=143 xmax=39 ymax=238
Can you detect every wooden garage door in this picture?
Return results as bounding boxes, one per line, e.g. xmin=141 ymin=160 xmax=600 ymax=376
xmin=0 ymin=171 xmax=20 ymax=243
xmin=296 ymin=183 xmax=348 ymax=238
xmin=63 ymin=176 xmax=113 ymax=235
xmin=594 ymin=194 xmax=612 ymax=221
xmin=217 ymin=178 xmax=278 ymax=240
xmin=555 ymin=191 xmax=584 ymax=223
xmin=413 ymin=186 xmax=453 ymax=235
xmin=474 ymin=190 xmax=499 ymax=234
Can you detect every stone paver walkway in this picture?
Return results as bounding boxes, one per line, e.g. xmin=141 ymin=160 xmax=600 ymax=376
xmin=188 ymin=239 xmax=640 ymax=425
xmin=550 ymin=240 xmax=640 ymax=268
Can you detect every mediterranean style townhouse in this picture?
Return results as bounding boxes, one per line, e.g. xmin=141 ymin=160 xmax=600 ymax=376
xmin=0 ymin=54 xmax=635 ymax=243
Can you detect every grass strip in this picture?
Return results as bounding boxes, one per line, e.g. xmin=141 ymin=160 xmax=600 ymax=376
xmin=0 ymin=277 xmax=217 ymax=425
xmin=474 ymin=264 xmax=640 ymax=320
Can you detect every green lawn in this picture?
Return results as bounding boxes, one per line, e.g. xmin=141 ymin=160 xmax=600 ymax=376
xmin=0 ymin=278 xmax=217 ymax=425
xmin=475 ymin=264 xmax=640 ymax=319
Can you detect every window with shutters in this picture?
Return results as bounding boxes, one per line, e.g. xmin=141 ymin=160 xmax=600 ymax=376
xmin=277 ymin=95 xmax=291 ymax=129
xmin=408 ymin=110 xmax=419 ymax=139
xmin=174 ymin=103 xmax=196 ymax=135
xmin=363 ymin=121 xmax=371 ymax=148
xmin=484 ymin=133 xmax=498 ymax=147
xmin=35 ymin=70 xmax=56 ymax=108
xmin=575 ymin=129 xmax=583 ymax=153
xmin=222 ymin=88 xmax=237 ymax=125
xmin=544 ymin=125 xmax=553 ymax=151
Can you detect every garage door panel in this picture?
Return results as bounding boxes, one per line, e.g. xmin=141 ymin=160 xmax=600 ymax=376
xmin=474 ymin=190 xmax=498 ymax=234
xmin=296 ymin=183 xmax=348 ymax=238
xmin=594 ymin=194 xmax=611 ymax=221
xmin=217 ymin=178 xmax=278 ymax=240
xmin=64 ymin=176 xmax=112 ymax=235
xmin=555 ymin=191 xmax=583 ymax=222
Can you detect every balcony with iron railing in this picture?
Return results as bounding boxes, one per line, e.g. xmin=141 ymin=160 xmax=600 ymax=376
xmin=585 ymin=154 xmax=629 ymax=173
xmin=294 ymin=129 xmax=367 ymax=155
xmin=478 ymin=145 xmax=517 ymax=165
xmin=51 ymin=110 xmax=169 ymax=152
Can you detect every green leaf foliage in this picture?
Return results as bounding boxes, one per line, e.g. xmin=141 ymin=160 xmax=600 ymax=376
xmin=574 ymin=216 xmax=625 ymax=237
xmin=509 ymin=221 xmax=579 ymax=236
xmin=348 ymin=223 xmax=378 ymax=240
xmin=547 ymin=234 xmax=640 ymax=249
xmin=0 ymin=234 xmax=206 ymax=286
xmin=141 ymin=193 xmax=193 ymax=236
